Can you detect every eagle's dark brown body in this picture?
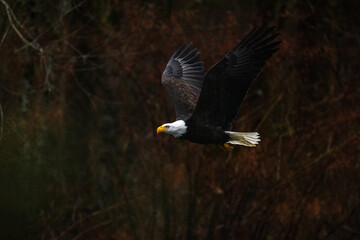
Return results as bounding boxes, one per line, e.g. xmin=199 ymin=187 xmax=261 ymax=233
xmin=180 ymin=120 xmax=230 ymax=144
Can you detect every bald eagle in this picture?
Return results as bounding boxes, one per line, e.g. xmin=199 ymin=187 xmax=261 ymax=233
xmin=157 ymin=26 xmax=280 ymax=150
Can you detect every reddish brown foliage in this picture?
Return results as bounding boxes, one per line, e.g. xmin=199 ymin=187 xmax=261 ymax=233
xmin=0 ymin=0 xmax=359 ymax=239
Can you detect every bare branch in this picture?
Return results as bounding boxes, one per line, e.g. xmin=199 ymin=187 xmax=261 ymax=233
xmin=0 ymin=0 xmax=43 ymax=53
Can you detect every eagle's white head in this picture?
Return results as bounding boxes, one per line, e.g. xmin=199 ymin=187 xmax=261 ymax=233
xmin=157 ymin=120 xmax=187 ymax=138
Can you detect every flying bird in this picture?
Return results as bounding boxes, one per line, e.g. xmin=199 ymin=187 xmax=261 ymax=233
xmin=157 ymin=26 xmax=280 ymax=150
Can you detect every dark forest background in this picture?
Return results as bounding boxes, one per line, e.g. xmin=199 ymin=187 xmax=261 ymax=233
xmin=0 ymin=0 xmax=359 ymax=239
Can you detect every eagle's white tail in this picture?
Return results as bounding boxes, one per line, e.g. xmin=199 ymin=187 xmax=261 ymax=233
xmin=225 ymin=131 xmax=260 ymax=147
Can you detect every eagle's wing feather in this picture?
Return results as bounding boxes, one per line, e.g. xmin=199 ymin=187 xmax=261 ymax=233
xmin=162 ymin=43 xmax=204 ymax=120
xmin=190 ymin=26 xmax=280 ymax=130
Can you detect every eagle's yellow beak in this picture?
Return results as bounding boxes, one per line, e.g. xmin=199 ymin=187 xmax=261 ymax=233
xmin=157 ymin=126 xmax=167 ymax=134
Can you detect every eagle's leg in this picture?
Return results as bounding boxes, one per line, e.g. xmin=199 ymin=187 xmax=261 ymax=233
xmin=223 ymin=143 xmax=234 ymax=151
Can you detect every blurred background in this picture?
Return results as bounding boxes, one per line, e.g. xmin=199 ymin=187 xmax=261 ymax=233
xmin=0 ymin=0 xmax=359 ymax=239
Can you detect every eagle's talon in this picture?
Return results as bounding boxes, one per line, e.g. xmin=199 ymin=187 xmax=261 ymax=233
xmin=223 ymin=143 xmax=234 ymax=151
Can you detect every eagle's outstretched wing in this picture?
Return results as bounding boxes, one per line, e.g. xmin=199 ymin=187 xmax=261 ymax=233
xmin=162 ymin=43 xmax=204 ymax=120
xmin=189 ymin=26 xmax=280 ymax=130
